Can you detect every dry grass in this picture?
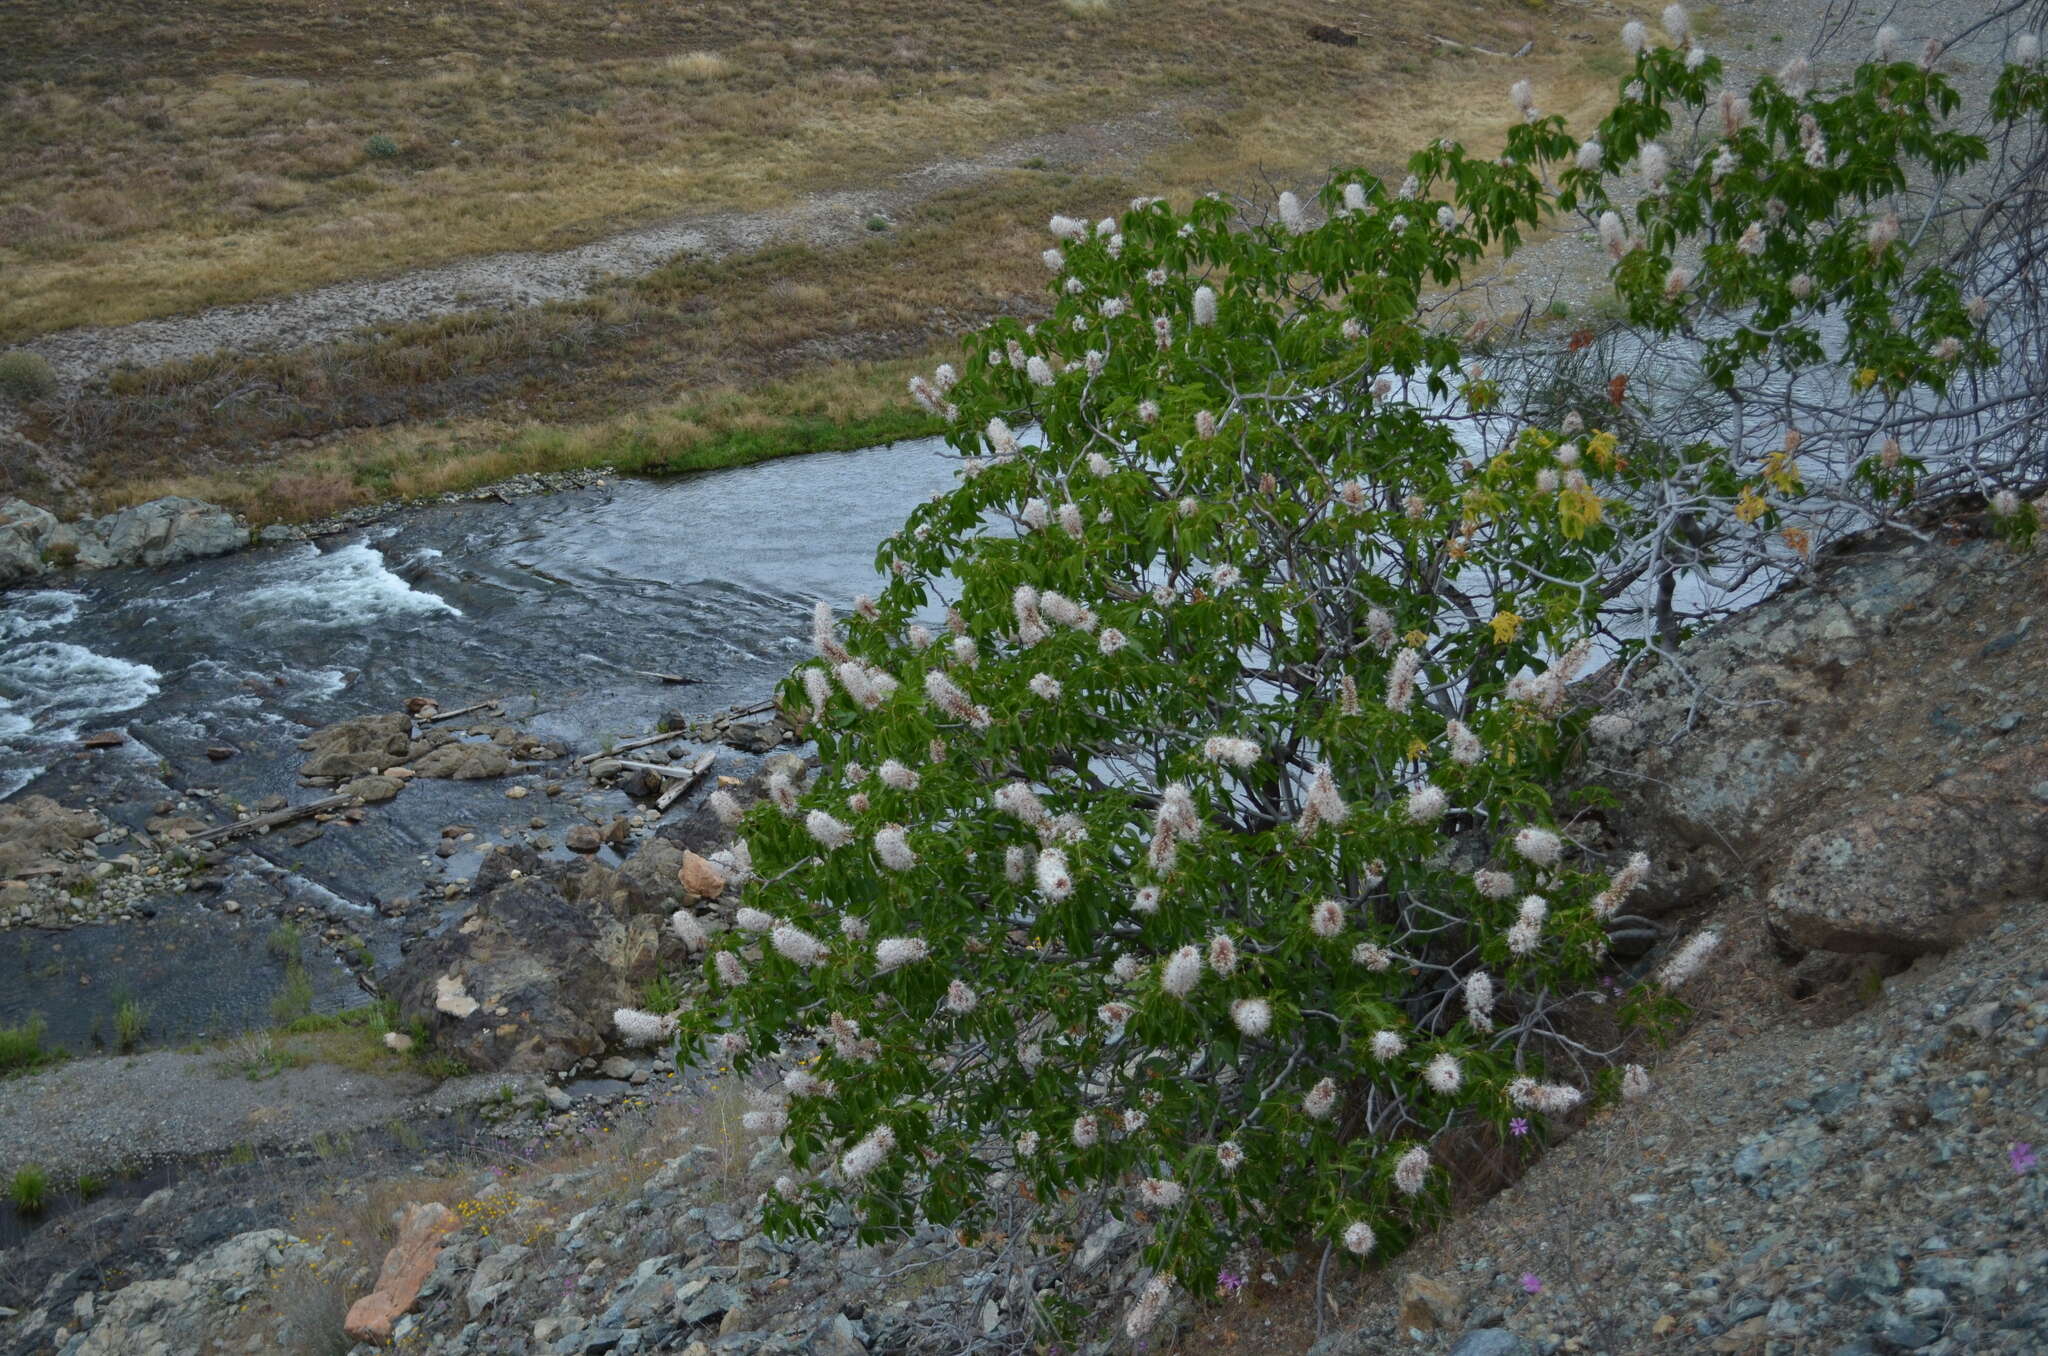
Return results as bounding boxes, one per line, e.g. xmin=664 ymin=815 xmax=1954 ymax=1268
xmin=2 ymin=0 xmax=1628 ymax=340
xmin=89 ymin=353 xmax=946 ymax=524
xmin=8 ymin=0 xmax=1651 ymax=521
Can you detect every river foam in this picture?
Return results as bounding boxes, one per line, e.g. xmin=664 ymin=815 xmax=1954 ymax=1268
xmin=232 ymin=542 xmax=460 ymax=628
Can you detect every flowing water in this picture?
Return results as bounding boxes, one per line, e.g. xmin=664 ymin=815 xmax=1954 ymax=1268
xmin=0 ymin=438 xmax=960 ymax=1048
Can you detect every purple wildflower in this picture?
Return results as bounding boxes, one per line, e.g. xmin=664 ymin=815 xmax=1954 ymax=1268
xmin=1520 ymin=1272 xmax=1543 ymax=1295
xmin=2011 ymin=1142 xmax=2038 ymax=1174
xmin=1509 ymin=1117 xmax=1530 ymax=1138
xmin=1217 ymin=1268 xmax=1246 ymax=1296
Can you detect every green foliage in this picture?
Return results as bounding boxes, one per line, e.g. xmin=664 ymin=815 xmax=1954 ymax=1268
xmin=364 ymin=133 xmax=401 ymax=160
xmin=113 ymin=990 xmax=148 ymax=1053
xmin=0 ymin=350 xmax=57 ymax=402
xmin=271 ymin=963 xmax=315 ymax=1025
xmin=639 ymin=973 xmax=684 ymax=1015
xmin=668 ymin=25 xmax=2041 ymax=1314
xmin=267 ymin=922 xmax=303 ymax=960
xmin=0 ymin=1015 xmax=53 ymax=1074
xmin=10 ymin=1165 xmax=49 ymax=1214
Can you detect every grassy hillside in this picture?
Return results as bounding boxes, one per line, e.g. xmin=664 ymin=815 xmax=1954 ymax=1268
xmin=0 ymin=0 xmax=1637 ymax=519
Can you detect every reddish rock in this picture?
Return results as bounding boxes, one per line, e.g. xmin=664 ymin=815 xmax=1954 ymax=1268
xmin=679 ymin=850 xmax=727 ymax=900
xmin=343 ymin=1201 xmax=458 ymax=1345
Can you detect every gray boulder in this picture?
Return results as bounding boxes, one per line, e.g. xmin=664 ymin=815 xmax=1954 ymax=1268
xmin=78 ymin=497 xmax=244 ymax=570
xmin=1594 ymin=532 xmax=2046 ymax=953
xmin=0 ymin=496 xmax=57 ymax=585
xmin=612 ymin=835 xmax=685 ymax=914
xmin=387 ymin=875 xmax=640 ymax=1072
xmin=1767 ymin=741 xmax=2048 ymax=955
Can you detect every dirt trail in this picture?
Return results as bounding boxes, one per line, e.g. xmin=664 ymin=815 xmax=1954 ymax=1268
xmin=20 ymin=102 xmax=1198 ymax=390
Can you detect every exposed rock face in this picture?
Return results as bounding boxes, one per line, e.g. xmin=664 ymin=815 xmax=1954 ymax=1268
xmin=411 ymin=740 xmax=513 ymax=780
xmin=387 ymin=875 xmax=637 ymax=1072
xmin=1 ymin=496 xmax=245 ymax=586
xmin=678 ymin=848 xmax=727 ymax=901
xmin=298 ymin=712 xmax=414 ymax=779
xmin=0 ymin=496 xmax=59 ymax=585
xmin=1766 ymin=742 xmax=2048 ymax=955
xmin=613 ymin=835 xmax=685 ymax=914
xmin=344 ymin=1202 xmax=460 ymax=1344
xmin=65 ymin=496 xmax=245 ymax=569
xmin=1596 ymin=529 xmax=2048 ymax=958
xmin=0 ymin=794 xmax=104 ymax=880
xmin=71 ymin=1229 xmax=324 ymax=1356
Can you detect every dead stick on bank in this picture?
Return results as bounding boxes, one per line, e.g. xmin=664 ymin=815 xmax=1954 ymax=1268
xmin=573 ymin=731 xmax=677 ymax=767
xmin=187 ymin=795 xmax=354 ymax=845
xmin=655 ymin=753 xmax=717 ymax=811
xmin=419 ymin=697 xmax=505 ymax=725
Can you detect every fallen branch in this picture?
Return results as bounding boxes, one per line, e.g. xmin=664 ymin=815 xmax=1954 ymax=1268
xmin=627 ymin=669 xmax=699 ymax=686
xmin=656 ymin=752 xmax=717 ymax=811
xmin=605 ymin=757 xmax=709 ymax=779
xmin=420 ymin=698 xmax=505 ymax=725
xmin=701 ymin=698 xmax=776 ymax=723
xmin=187 ymin=795 xmax=354 ymax=845
xmin=573 ymin=730 xmax=678 ymax=767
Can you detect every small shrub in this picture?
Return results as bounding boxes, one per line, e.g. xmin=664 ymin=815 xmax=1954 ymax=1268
xmin=271 ymin=962 xmax=315 ymax=1024
xmin=0 ymin=1016 xmax=51 ymax=1074
xmin=113 ymin=992 xmax=148 ymax=1053
xmin=865 ymin=214 xmax=890 ymax=232
xmin=72 ymin=1172 xmax=105 ymax=1200
xmin=40 ymin=539 xmax=79 ymax=568
xmin=0 ymin=351 xmax=57 ymax=403
xmin=363 ymin=134 xmax=401 ymax=160
xmin=267 ymin=922 xmax=302 ymax=960
xmin=10 ymin=1165 xmax=49 ymax=1215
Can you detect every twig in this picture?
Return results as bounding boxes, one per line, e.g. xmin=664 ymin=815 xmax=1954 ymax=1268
xmin=420 ymin=697 xmax=504 ymax=724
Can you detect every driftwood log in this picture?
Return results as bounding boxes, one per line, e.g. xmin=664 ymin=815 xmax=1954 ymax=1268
xmin=419 ymin=698 xmax=505 ymax=724
xmin=186 ymin=794 xmax=354 ymax=845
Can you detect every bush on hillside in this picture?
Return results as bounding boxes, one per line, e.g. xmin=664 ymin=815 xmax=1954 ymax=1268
xmin=0 ymin=350 xmax=57 ymax=403
xmin=659 ymin=13 xmax=2047 ymax=1338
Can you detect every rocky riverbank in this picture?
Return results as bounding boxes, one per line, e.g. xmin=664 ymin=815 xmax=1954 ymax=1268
xmin=3 ymin=516 xmax=2043 ymax=1356
xmin=0 ymin=466 xmax=621 ymax=592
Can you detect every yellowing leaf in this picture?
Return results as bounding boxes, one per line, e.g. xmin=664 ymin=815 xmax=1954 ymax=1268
xmin=1557 ymin=486 xmax=1606 ymax=539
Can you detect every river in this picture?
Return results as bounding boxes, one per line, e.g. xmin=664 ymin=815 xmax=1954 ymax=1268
xmin=0 ymin=437 xmax=960 ymax=1049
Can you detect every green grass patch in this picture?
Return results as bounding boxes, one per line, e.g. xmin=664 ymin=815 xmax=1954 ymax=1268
xmin=0 ymin=1016 xmax=56 ymax=1076
xmin=112 ymin=989 xmax=148 ymax=1053
xmin=10 ymin=1165 xmax=50 ymax=1215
